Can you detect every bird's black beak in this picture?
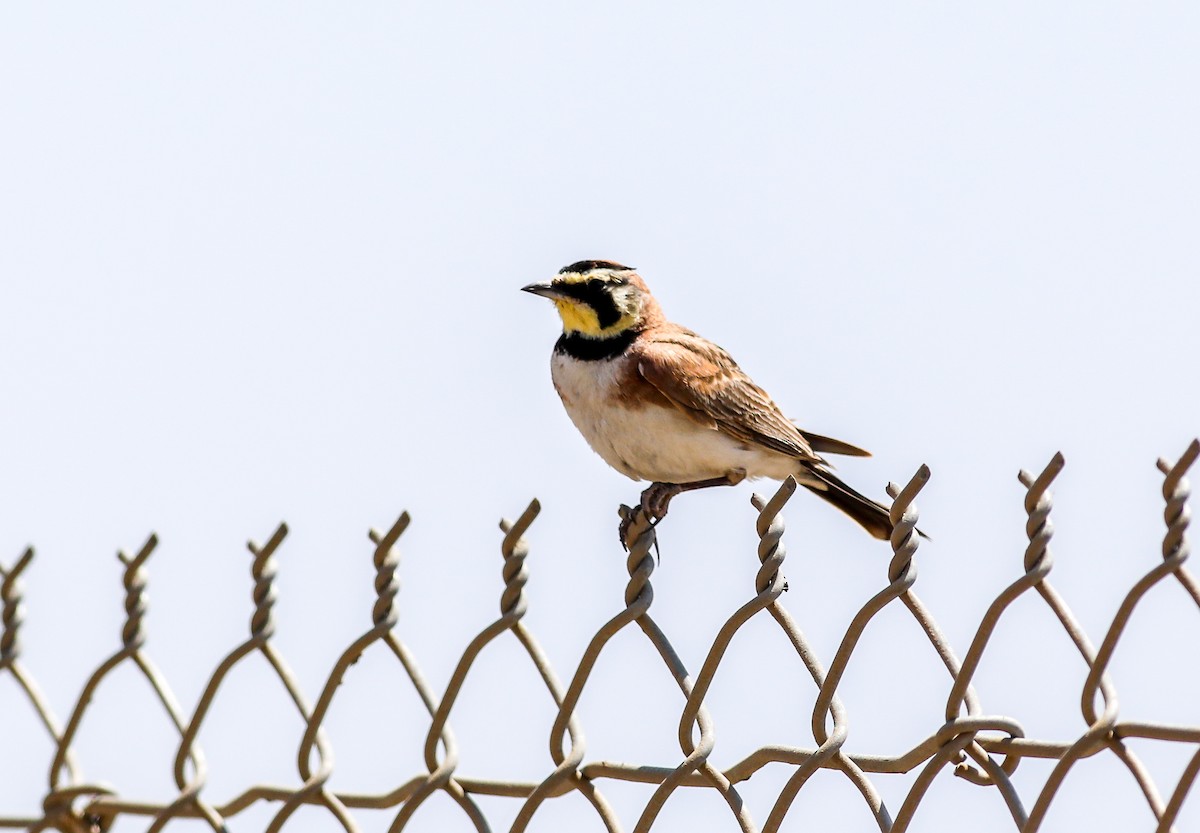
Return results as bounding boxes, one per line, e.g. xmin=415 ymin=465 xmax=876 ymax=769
xmin=521 ymin=281 xmax=561 ymax=299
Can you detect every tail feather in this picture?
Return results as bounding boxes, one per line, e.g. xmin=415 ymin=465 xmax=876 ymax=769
xmin=802 ymin=468 xmax=921 ymax=541
xmin=797 ymin=429 xmax=872 ymax=458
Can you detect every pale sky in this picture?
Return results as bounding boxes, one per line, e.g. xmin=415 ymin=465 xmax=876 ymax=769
xmin=2 ymin=4 xmax=1199 ymax=832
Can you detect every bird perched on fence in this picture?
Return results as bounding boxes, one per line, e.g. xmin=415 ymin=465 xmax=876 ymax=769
xmin=523 ymin=259 xmax=904 ymax=543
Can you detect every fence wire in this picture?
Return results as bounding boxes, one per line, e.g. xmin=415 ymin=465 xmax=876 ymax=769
xmin=2 ymin=441 xmax=1199 ymax=832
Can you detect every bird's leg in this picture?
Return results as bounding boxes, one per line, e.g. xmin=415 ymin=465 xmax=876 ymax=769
xmin=618 ymin=469 xmax=748 ymax=551
xmin=641 ymin=468 xmax=749 ymax=525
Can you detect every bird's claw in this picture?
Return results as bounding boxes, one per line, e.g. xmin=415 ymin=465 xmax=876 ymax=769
xmin=618 ymin=506 xmax=663 ymax=563
xmin=618 ymin=504 xmax=655 ymax=552
xmin=618 ymin=506 xmax=635 ymax=550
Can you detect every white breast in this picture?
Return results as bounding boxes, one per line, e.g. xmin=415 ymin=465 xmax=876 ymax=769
xmin=549 ymin=351 xmax=797 ymax=483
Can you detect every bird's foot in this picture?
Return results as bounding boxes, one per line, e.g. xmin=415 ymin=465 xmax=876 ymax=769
xmin=616 ymin=483 xmax=679 ymax=553
xmin=641 ymin=481 xmax=683 ymax=524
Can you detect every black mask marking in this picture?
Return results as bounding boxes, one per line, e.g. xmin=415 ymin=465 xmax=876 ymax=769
xmin=554 ymin=279 xmax=624 ymax=329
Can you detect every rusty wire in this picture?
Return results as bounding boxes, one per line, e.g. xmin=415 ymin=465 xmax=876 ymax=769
xmin=2 ymin=441 xmax=1199 ymax=832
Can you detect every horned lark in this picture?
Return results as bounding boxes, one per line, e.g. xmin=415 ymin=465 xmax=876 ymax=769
xmin=524 ymin=260 xmax=899 ymax=541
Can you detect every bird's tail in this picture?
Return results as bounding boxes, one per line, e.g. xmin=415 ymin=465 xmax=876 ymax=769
xmin=801 ymin=467 xmax=907 ymax=541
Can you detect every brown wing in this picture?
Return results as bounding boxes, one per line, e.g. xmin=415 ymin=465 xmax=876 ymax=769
xmin=632 ymin=329 xmax=823 ymax=463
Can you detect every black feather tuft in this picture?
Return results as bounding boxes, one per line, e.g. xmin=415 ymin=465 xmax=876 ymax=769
xmin=559 ymin=260 xmax=635 ymax=274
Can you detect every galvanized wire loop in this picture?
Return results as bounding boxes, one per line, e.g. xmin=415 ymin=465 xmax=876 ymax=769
xmin=40 ymin=785 xmax=115 ymax=833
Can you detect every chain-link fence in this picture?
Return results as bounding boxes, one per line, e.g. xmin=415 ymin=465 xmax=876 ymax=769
xmin=3 ymin=441 xmax=1198 ymax=833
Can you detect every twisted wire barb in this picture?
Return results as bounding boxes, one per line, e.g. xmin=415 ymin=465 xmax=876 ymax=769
xmin=807 ymin=469 xmax=933 ymax=830
xmin=249 ymin=523 xmax=286 ymax=641
xmin=876 ymin=467 xmax=968 ymax=831
xmin=499 ymin=506 xmax=533 ymax=618
xmin=137 ymin=524 xmax=354 ymax=833
xmin=1160 ymin=440 xmax=1197 ymax=576
xmin=1027 ymin=444 xmax=1200 ymax=832
xmin=295 ymin=512 xmax=412 ymax=792
xmin=43 ymin=534 xmax=207 ymax=833
xmin=939 ymin=454 xmax=1068 ymax=803
xmin=118 ymin=536 xmax=155 ymax=651
xmin=281 ymin=512 xmax=487 ymax=832
xmin=636 ymin=480 xmax=801 ymax=832
xmin=753 ymin=480 xmax=793 ymax=595
xmin=1152 ymin=440 xmax=1200 ymax=833
xmin=509 ymin=505 xmax=657 ymax=833
xmin=251 ymin=526 xmax=354 ymax=833
xmin=1 ymin=547 xmax=33 ymax=664
xmin=625 ymin=506 xmax=751 ymax=833
xmin=418 ymin=499 xmax=621 ymax=830
xmin=1 ymin=548 xmax=82 ymax=829
xmin=372 ymin=514 xmax=404 ymax=628
xmin=885 ymin=464 xmax=1030 ymax=831
xmin=930 ymin=453 xmax=1075 ymax=829
xmin=513 ymin=505 xmax=753 ymax=833
xmin=627 ymin=516 xmax=741 ymax=833
xmin=1022 ymin=442 xmax=1200 ymax=832
xmin=757 ymin=478 xmax=880 ymax=832
xmin=293 ymin=513 xmax=413 ymax=796
xmin=386 ymin=501 xmax=554 ymax=832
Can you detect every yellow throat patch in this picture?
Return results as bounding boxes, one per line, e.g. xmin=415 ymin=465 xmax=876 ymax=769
xmin=553 ymin=298 xmax=604 ymax=336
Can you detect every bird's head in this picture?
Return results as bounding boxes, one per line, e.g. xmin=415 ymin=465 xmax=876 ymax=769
xmin=522 ymin=260 xmax=656 ymax=339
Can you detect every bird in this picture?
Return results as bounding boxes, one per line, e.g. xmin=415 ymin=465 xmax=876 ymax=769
xmin=523 ymin=259 xmax=903 ymax=543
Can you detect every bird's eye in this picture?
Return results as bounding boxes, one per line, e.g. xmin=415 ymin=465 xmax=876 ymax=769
xmin=586 ymin=278 xmax=605 ymax=291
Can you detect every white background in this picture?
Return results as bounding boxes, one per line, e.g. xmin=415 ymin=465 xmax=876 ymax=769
xmin=2 ymin=3 xmax=1198 ymax=831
